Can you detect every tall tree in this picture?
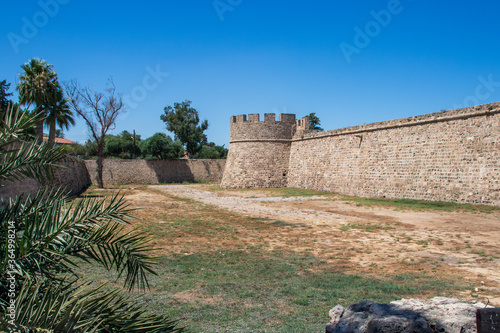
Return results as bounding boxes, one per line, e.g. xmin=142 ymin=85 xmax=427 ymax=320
xmin=17 ymin=58 xmax=58 ymax=144
xmin=45 ymin=82 xmax=75 ymax=144
xmin=160 ymin=100 xmax=208 ymax=156
xmin=0 ymin=80 xmax=13 ymax=119
xmin=306 ymin=112 xmax=323 ymax=131
xmin=66 ymin=79 xmax=125 ymax=188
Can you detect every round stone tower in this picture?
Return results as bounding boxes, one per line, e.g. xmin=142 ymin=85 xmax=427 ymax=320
xmin=220 ymin=113 xmax=297 ymax=189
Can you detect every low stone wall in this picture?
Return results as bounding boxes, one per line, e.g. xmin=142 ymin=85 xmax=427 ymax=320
xmin=84 ymin=159 xmax=226 ymax=185
xmin=0 ymin=155 xmax=91 ymax=202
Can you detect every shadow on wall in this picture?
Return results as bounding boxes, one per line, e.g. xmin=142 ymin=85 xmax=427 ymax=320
xmin=146 ymin=159 xmax=225 ymax=183
xmin=0 ymin=155 xmax=92 ymax=202
xmin=146 ymin=160 xmax=195 ymax=183
xmin=85 ymin=159 xmax=226 ymax=185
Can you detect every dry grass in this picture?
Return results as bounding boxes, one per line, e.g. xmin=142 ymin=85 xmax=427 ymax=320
xmin=75 ymin=185 xmax=499 ymax=332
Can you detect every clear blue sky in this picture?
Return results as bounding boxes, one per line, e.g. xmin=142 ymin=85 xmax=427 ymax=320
xmin=1 ymin=1 xmax=500 ymax=146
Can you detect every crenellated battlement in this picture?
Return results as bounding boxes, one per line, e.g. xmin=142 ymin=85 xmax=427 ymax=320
xmin=230 ymin=113 xmax=296 ymax=125
xmin=229 ymin=113 xmax=298 ymax=142
xmin=295 ymin=116 xmax=309 ymax=130
xmin=222 ymin=113 xmax=299 ymax=189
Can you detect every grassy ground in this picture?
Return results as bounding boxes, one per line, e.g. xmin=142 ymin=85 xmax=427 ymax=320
xmin=338 ymin=195 xmax=499 ymax=213
xmin=76 ymin=185 xmax=481 ymax=332
xmin=208 ymin=184 xmax=500 ymax=213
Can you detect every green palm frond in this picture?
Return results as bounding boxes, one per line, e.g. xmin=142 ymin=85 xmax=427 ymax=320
xmin=1 ymin=190 xmax=182 ymax=331
xmin=2 ymin=280 xmax=184 ymax=332
xmin=78 ymin=221 xmax=157 ymax=290
xmin=1 ymin=190 xmax=153 ymax=289
xmin=0 ymin=100 xmax=183 ymax=332
xmin=0 ymin=105 xmax=65 ymax=182
xmin=0 ymin=104 xmax=39 ymax=140
xmin=0 ymin=139 xmax=66 ymax=182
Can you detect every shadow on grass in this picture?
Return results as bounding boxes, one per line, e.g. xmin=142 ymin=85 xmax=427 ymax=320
xmin=72 ymin=249 xmax=471 ymax=333
xmin=248 ymin=217 xmax=308 ymax=228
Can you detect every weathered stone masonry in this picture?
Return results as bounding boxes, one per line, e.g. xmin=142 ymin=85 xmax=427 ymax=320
xmin=221 ymin=113 xmax=299 ymax=188
xmin=221 ymin=102 xmax=500 ymax=206
xmin=0 ymin=155 xmax=91 ymax=202
xmin=1 ymin=157 xmax=226 ymax=202
xmin=85 ymin=159 xmax=225 ymax=185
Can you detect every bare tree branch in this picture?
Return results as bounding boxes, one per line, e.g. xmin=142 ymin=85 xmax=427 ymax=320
xmin=65 ymin=79 xmax=126 ymax=188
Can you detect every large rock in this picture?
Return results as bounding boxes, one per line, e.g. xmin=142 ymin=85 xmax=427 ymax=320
xmin=325 ymin=297 xmax=489 ymax=333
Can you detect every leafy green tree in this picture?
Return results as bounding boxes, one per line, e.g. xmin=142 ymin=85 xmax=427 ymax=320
xmin=0 ymin=105 xmax=184 ymax=332
xmin=105 ymin=131 xmax=140 ymax=159
xmin=83 ymin=138 xmax=98 ymax=158
xmin=17 ymin=58 xmax=58 ymax=145
xmin=305 ymin=112 xmax=323 ymax=131
xmin=193 ymin=143 xmax=228 ymax=159
xmin=63 ymin=143 xmax=86 ymax=157
xmin=104 ymin=134 xmax=122 ymax=157
xmin=160 ymin=100 xmax=208 ymax=156
xmin=140 ymin=132 xmax=184 ymax=160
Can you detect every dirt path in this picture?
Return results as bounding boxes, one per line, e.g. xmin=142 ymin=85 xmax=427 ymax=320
xmin=148 ymin=184 xmax=500 ymax=305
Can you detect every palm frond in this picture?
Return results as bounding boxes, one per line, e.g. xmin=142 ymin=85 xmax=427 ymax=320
xmin=0 ymin=105 xmax=39 ymax=141
xmin=1 ymin=190 xmax=154 ymax=291
xmin=76 ymin=221 xmax=157 ymax=291
xmin=0 ymin=105 xmax=66 ymax=182
xmin=0 ymin=140 xmax=66 ymax=182
xmin=0 ymin=95 xmax=183 ymax=331
xmin=1 ymin=280 xmax=184 ymax=332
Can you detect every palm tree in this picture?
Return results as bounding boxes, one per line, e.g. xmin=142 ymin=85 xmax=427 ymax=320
xmin=0 ymin=105 xmax=184 ymax=332
xmin=17 ymin=58 xmax=58 ymax=145
xmin=45 ymin=83 xmax=75 ymax=144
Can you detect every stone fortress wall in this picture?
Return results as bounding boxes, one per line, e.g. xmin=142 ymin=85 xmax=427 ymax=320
xmin=221 ymin=102 xmax=500 ymax=206
xmin=1 ymin=157 xmax=226 ymax=203
xmin=85 ymin=159 xmax=225 ymax=185
xmin=221 ymin=113 xmax=300 ymax=188
xmin=0 ymin=155 xmax=91 ymax=203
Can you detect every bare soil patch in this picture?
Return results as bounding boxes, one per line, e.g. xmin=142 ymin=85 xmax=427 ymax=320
xmin=145 ymin=184 xmax=500 ymax=306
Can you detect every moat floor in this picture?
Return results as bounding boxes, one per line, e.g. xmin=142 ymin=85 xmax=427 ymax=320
xmin=144 ymin=184 xmax=500 ymax=306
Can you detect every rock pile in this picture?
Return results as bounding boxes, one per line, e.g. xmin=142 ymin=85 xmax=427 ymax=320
xmin=325 ymin=297 xmax=489 ymax=333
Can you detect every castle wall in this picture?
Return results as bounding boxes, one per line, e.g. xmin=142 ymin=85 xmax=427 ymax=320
xmin=0 ymin=155 xmax=91 ymax=202
xmin=220 ymin=113 xmax=296 ymax=188
xmin=287 ymin=103 xmax=500 ymax=206
xmin=85 ymin=159 xmax=225 ymax=185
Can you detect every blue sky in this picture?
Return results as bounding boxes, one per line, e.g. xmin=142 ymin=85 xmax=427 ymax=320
xmin=1 ymin=1 xmax=499 ymax=146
